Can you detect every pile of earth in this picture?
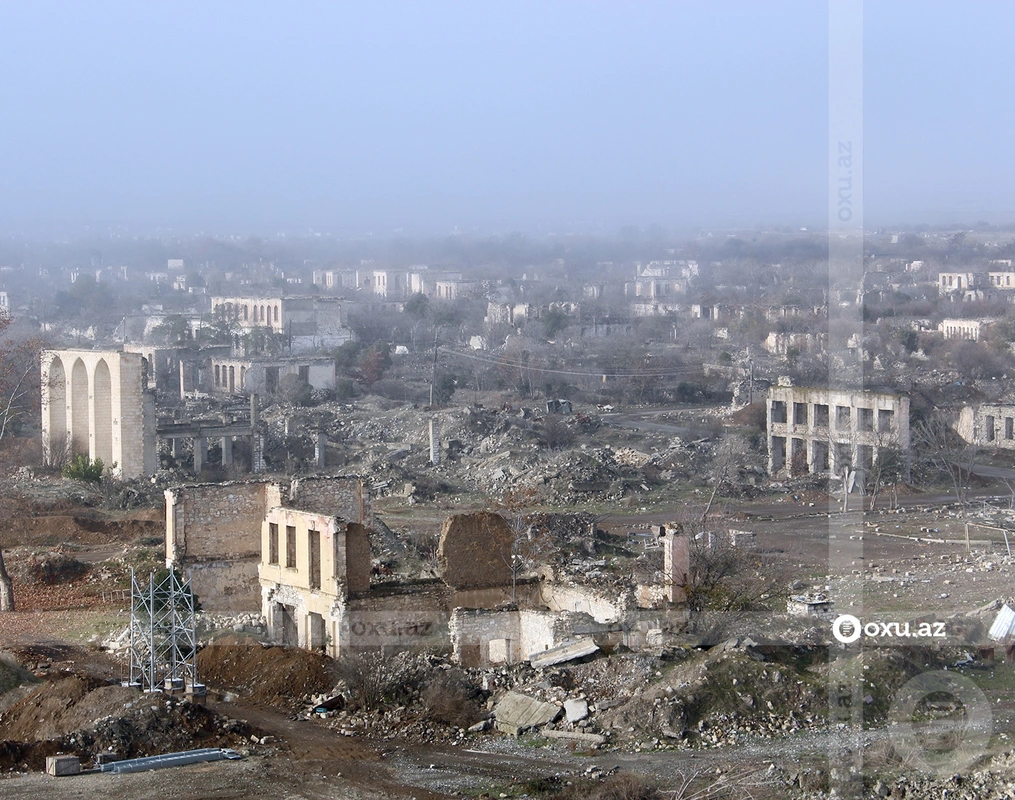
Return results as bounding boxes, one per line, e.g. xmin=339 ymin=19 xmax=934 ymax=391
xmin=197 ymin=636 xmax=335 ymax=707
xmin=0 ymin=673 xmax=262 ymax=773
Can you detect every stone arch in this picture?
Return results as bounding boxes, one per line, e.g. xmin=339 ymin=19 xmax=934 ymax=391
xmin=70 ymin=358 xmax=89 ymax=456
xmin=46 ymin=356 xmax=68 ymax=462
xmin=93 ymin=359 xmax=113 ymax=465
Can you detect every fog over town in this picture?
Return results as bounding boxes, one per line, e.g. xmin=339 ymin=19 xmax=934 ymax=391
xmin=3 ymin=3 xmax=1015 ymax=800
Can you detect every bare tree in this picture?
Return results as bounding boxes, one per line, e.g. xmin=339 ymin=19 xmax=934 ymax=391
xmin=0 ymin=546 xmax=12 ymax=612
xmin=866 ymin=437 xmax=905 ymax=512
xmin=0 ymin=314 xmax=45 ymax=612
xmin=912 ymin=412 xmax=979 ymax=509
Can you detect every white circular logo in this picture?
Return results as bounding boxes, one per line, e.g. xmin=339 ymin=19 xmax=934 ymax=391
xmin=888 ymin=671 xmax=992 ymax=775
xmin=832 ymin=614 xmax=862 ymax=644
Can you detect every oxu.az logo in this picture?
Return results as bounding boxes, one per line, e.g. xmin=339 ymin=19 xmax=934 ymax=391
xmin=832 ymin=614 xmax=946 ymax=644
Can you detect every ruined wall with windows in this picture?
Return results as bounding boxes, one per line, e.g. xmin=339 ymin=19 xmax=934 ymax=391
xmin=957 ymin=404 xmax=1015 ymax=450
xmin=767 ymin=385 xmax=910 ymax=478
xmin=259 ymin=506 xmax=373 ymax=655
xmin=165 ymin=481 xmax=282 ymax=612
xmin=208 ymin=357 xmax=336 ymax=396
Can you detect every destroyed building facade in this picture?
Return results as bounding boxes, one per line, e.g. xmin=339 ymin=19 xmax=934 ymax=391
xmin=767 ymin=384 xmax=910 ymax=477
xmin=956 ymin=403 xmax=1015 ymax=449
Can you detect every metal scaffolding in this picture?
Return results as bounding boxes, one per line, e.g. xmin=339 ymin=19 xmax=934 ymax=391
xmin=127 ymin=568 xmax=198 ymax=693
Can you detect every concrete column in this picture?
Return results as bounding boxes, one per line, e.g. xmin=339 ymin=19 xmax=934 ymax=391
xmin=179 ymin=359 xmax=187 ymax=400
xmin=314 ymin=431 xmax=325 ymax=468
xmin=252 ymin=435 xmax=264 ymax=473
xmin=221 ymin=436 xmax=233 ymax=466
xmin=662 ymin=528 xmax=690 ymax=604
xmin=429 ymin=418 xmax=440 ymax=466
xmin=193 ymin=436 xmax=207 ymax=474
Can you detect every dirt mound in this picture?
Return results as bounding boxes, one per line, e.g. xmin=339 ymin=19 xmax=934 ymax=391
xmin=10 ymin=549 xmax=90 ymax=585
xmin=0 ymin=657 xmax=35 ymax=697
xmin=198 ymin=636 xmax=335 ymax=707
xmin=0 ymin=674 xmax=126 ymax=741
xmin=0 ymin=673 xmax=263 ymax=773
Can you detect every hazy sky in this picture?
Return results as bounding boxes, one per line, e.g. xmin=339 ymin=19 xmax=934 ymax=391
xmin=1 ymin=2 xmax=1012 ymax=236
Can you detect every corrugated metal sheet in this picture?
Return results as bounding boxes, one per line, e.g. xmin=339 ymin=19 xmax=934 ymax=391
xmin=988 ymin=604 xmax=1015 ymax=641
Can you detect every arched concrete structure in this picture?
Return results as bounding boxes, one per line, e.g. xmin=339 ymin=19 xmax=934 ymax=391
xmin=45 ymin=355 xmax=68 ymax=463
xmin=93 ymin=358 xmax=113 ymax=465
xmin=70 ymin=358 xmax=89 ymax=457
xmin=41 ymin=349 xmax=156 ymax=479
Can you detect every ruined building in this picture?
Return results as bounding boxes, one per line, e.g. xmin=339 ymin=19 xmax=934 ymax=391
xmin=767 ymin=384 xmax=910 ymax=478
xmin=956 ymin=403 xmax=1015 ymax=450
xmin=166 ymin=479 xmax=692 ymax=663
xmin=41 ymin=349 xmax=157 ymax=479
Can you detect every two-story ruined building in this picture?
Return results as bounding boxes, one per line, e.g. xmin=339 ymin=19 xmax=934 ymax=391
xmin=767 ymin=384 xmax=910 ymax=478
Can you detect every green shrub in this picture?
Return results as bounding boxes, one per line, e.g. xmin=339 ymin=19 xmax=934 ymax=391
xmin=62 ymin=454 xmax=105 ymax=482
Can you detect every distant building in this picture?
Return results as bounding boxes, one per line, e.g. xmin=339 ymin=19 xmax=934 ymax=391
xmin=938 ymin=318 xmax=993 ymax=341
xmin=957 ymin=404 xmax=1015 ymax=450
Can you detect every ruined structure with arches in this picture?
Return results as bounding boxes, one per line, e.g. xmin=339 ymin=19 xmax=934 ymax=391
xmin=41 ymin=349 xmax=157 ymax=479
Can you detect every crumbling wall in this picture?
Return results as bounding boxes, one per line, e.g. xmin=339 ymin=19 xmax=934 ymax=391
xmin=341 ymin=583 xmax=450 ymax=656
xmin=166 ymin=481 xmax=281 ymax=613
xmin=288 ymin=476 xmax=368 ymax=522
xmin=540 ymin=583 xmax=622 ymax=623
xmin=437 ymin=511 xmax=514 ymax=590
xmin=342 ymin=522 xmax=372 ymax=595
xmin=450 ymin=608 xmax=522 ymax=667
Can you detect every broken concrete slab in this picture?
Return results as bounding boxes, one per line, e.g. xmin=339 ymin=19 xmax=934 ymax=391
xmin=543 ymin=729 xmax=606 ymax=745
xmin=494 ymin=691 xmax=561 ymax=736
xmin=529 ymin=637 xmax=599 ymax=669
xmin=564 ymin=698 xmax=589 ymax=723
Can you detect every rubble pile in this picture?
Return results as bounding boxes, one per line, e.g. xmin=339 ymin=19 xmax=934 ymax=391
xmin=592 ymin=641 xmax=826 ymax=748
xmin=196 ymin=613 xmax=268 ymax=641
xmin=0 ymin=673 xmax=263 ymax=774
xmin=255 ymin=399 xmax=770 ymax=507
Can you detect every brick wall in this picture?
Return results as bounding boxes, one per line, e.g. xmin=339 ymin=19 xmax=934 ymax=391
xmin=288 ymin=475 xmax=367 ymax=522
xmin=165 ymin=481 xmax=280 ymax=613
xmin=438 ymin=512 xmax=514 ymax=590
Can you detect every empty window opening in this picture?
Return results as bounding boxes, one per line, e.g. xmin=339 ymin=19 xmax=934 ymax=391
xmin=814 ymin=404 xmax=829 ymax=427
xmin=308 ymin=529 xmax=321 ymax=590
xmin=793 ymin=403 xmax=808 ymax=425
xmin=286 ymin=525 xmax=297 ymax=568
xmin=878 ymin=409 xmax=894 ymax=433
xmin=812 ymin=441 xmax=830 ymax=472
xmin=268 ymin=523 xmax=279 ymax=565
xmin=771 ymin=436 xmax=786 ymax=472
xmin=770 ymin=401 xmax=787 ymax=424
